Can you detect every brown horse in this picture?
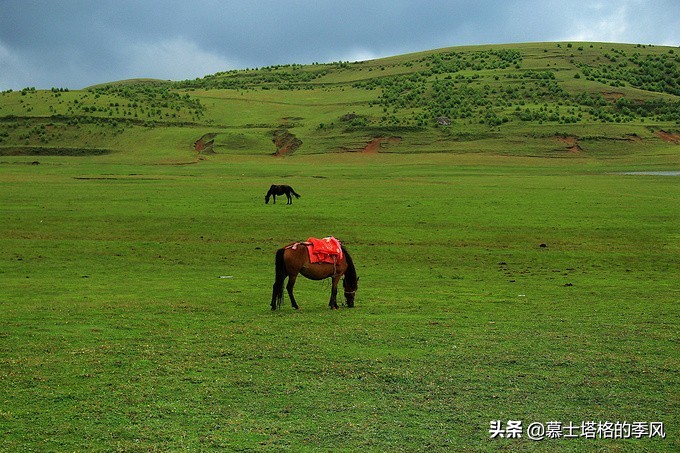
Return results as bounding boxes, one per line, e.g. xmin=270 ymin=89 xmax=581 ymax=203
xmin=271 ymin=241 xmax=358 ymax=310
xmin=265 ymin=184 xmax=300 ymax=204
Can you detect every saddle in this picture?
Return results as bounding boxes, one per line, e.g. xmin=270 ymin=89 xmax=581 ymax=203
xmin=290 ymin=236 xmax=343 ymax=264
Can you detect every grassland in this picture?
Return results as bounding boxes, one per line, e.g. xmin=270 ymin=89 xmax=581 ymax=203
xmin=0 ymin=42 xmax=679 ymax=451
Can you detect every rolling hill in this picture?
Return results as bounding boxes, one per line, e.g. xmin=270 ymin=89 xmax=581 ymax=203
xmin=1 ymin=42 xmax=678 ymax=163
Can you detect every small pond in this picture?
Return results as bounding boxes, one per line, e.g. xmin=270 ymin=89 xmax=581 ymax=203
xmin=617 ymin=171 xmax=680 ymax=176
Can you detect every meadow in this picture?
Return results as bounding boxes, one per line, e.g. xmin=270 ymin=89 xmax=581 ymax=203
xmin=1 ymin=150 xmax=678 ymax=451
xmin=1 ymin=42 xmax=679 ymax=451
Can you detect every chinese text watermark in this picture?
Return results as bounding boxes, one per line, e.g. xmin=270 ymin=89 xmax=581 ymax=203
xmin=490 ymin=420 xmax=666 ymax=441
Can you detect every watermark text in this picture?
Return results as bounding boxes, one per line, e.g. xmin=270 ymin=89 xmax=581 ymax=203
xmin=490 ymin=420 xmax=666 ymax=441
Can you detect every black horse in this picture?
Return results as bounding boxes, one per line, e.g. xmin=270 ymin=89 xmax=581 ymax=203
xmin=265 ymin=185 xmax=301 ymax=204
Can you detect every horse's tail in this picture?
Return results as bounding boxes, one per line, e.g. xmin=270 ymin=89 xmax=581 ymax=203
xmin=272 ymin=248 xmax=286 ymax=309
xmin=290 ymin=188 xmax=301 ymax=199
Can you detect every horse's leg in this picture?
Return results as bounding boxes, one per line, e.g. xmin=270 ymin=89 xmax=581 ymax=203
xmin=286 ymin=273 xmax=300 ymax=309
xmin=329 ymin=275 xmax=341 ymax=309
xmin=286 ymin=191 xmax=292 ymax=204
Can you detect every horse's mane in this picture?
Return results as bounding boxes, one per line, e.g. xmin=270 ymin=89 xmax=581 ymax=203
xmin=341 ymin=245 xmax=358 ymax=289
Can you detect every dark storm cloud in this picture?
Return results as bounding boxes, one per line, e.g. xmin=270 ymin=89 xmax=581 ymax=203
xmin=1 ymin=0 xmax=678 ymax=90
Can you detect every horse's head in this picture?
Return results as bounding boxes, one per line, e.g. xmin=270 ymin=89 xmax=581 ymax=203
xmin=344 ymin=276 xmax=358 ymax=308
xmin=264 ymin=194 xmax=270 ymax=204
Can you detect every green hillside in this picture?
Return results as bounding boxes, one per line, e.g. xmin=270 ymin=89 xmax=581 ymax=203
xmin=1 ymin=42 xmax=678 ymax=163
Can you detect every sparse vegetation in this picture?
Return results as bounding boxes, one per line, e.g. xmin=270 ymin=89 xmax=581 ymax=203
xmin=1 ymin=42 xmax=678 ymax=157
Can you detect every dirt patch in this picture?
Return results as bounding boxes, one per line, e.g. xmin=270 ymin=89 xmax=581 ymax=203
xmin=362 ymin=136 xmax=402 ymax=153
xmin=194 ymin=133 xmax=218 ymax=154
xmin=556 ymin=135 xmax=582 ymax=154
xmin=656 ymin=130 xmax=680 ymax=144
xmin=602 ymin=91 xmax=624 ymax=101
xmin=363 ymin=138 xmax=383 ymax=153
xmin=272 ymin=129 xmax=302 ymax=157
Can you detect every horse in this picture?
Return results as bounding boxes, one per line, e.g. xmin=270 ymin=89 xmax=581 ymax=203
xmin=265 ymin=184 xmax=301 ymax=204
xmin=271 ymin=240 xmax=358 ymax=310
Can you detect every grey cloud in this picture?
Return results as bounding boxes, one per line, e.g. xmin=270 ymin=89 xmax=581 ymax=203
xmin=0 ymin=0 xmax=677 ymax=90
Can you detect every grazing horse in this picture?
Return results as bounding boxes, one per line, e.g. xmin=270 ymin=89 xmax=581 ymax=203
xmin=271 ymin=240 xmax=358 ymax=310
xmin=265 ymin=184 xmax=301 ymax=204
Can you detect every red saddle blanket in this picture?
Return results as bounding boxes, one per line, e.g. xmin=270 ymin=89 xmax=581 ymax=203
xmin=304 ymin=236 xmax=343 ymax=264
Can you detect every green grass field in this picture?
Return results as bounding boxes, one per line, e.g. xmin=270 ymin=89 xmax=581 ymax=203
xmin=1 ymin=152 xmax=678 ymax=451
xmin=1 ymin=41 xmax=679 ymax=451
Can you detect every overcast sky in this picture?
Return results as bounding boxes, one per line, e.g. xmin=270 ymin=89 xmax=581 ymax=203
xmin=1 ymin=0 xmax=678 ymax=91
